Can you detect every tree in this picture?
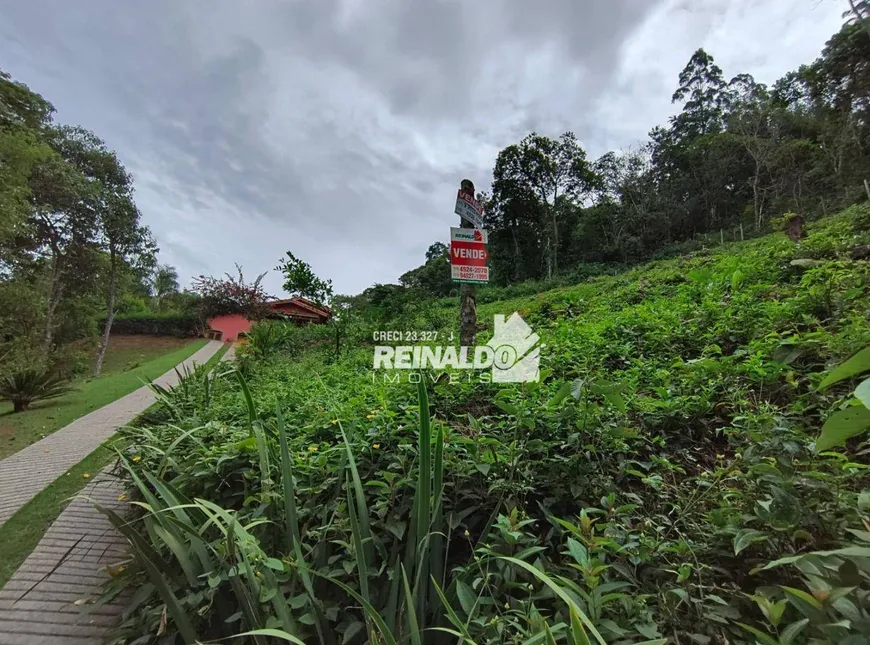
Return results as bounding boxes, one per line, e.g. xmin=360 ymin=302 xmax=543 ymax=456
xmin=152 ymin=264 xmax=180 ymax=310
xmin=671 ymin=49 xmax=730 ymax=140
xmin=276 ymin=251 xmax=333 ymax=306
xmin=26 ymin=143 xmax=99 ymax=351
xmin=727 ymin=74 xmax=776 ymax=229
xmin=45 ymin=126 xmax=157 ymax=375
xmin=844 ymin=0 xmax=870 ymax=41
xmin=490 ymin=132 xmax=599 ymax=279
xmin=400 ymin=242 xmax=452 ymax=297
xmin=93 ymin=198 xmax=156 ymax=375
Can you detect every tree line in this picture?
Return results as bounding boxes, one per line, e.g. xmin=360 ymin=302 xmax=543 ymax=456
xmin=400 ymin=20 xmax=870 ymax=295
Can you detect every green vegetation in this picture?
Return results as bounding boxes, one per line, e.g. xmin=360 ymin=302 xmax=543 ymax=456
xmin=0 ymin=367 xmax=72 ymax=412
xmin=0 ymin=338 xmax=205 ymax=459
xmin=107 ymin=208 xmax=870 ymax=644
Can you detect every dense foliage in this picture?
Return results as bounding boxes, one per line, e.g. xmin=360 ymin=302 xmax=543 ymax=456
xmin=0 ymin=68 xmax=191 ymax=379
xmin=107 ymin=313 xmax=201 ymax=338
xmin=108 ymin=207 xmax=870 ymax=644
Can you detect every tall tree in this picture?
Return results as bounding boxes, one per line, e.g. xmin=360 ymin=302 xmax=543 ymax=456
xmin=490 ymin=132 xmax=599 ymax=279
xmin=671 ymin=49 xmax=730 ymax=140
xmin=93 ymin=196 xmax=155 ymax=375
xmin=152 ymin=264 xmax=180 ymax=310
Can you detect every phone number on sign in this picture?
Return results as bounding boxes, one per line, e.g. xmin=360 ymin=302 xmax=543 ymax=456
xmin=372 ymin=331 xmax=440 ymax=342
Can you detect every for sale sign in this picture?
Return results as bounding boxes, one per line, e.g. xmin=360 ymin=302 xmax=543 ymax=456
xmin=450 ymin=227 xmax=489 ymax=283
xmin=454 ymin=190 xmax=484 ymax=228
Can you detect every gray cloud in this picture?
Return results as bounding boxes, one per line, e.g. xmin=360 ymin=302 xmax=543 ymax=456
xmin=0 ymin=0 xmax=845 ymax=294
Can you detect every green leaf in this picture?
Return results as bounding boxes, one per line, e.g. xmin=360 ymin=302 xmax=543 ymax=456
xmin=569 ymin=606 xmax=592 ymax=645
xmin=401 ymin=565 xmax=422 ymax=645
xmin=854 ymin=377 xmax=870 ymax=409
xmin=549 ymin=382 xmax=572 ymax=407
xmin=733 ymin=529 xmax=768 ymax=555
xmin=494 ymin=399 xmax=519 ymax=415
xmin=819 ymin=347 xmax=870 ymax=390
xmin=456 ymin=580 xmax=477 ymax=617
xmin=781 ymin=586 xmax=824 ymax=611
xmin=342 ymin=622 xmax=365 ymax=645
xmin=566 ymin=538 xmax=589 ymax=567
xmin=815 ymin=404 xmax=870 ymax=451
xmin=735 ymin=623 xmax=778 ymax=645
xmin=218 ymin=629 xmax=306 ymax=645
xmin=779 ymin=619 xmax=809 ymax=645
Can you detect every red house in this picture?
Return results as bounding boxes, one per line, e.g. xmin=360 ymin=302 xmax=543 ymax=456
xmin=207 ymin=297 xmax=331 ymax=342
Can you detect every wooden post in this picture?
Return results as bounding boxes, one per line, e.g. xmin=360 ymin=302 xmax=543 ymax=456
xmin=458 ymin=179 xmax=477 ymax=348
xmin=864 ymin=179 xmax=870 ymax=201
xmin=739 ymin=222 xmax=744 ymax=241
xmin=720 ymin=229 xmax=724 ymax=245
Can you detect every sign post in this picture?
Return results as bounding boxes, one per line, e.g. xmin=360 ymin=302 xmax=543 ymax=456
xmin=455 ymin=179 xmax=482 ymax=347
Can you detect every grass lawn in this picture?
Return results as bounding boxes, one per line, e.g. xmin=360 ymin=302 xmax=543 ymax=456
xmin=0 ymin=337 xmax=207 ymax=460
xmin=0 ymin=341 xmax=229 ymax=588
xmin=93 ymin=335 xmax=195 ymax=374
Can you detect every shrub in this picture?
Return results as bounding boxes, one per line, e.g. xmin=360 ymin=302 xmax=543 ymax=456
xmin=107 ymin=312 xmax=200 ymax=337
xmin=0 ymin=368 xmax=73 ymax=412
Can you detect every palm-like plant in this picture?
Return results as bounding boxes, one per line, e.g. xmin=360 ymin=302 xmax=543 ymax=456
xmin=0 ymin=368 xmax=73 ymax=412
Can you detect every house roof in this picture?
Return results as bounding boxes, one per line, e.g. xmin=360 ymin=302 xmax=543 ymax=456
xmin=267 ymin=296 xmax=331 ymax=317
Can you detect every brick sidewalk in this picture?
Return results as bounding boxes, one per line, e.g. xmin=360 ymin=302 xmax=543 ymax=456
xmin=0 ymin=340 xmax=223 ymax=529
xmin=0 ymin=472 xmax=128 ymax=644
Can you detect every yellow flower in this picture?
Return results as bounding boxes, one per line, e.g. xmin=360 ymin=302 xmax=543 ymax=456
xmin=716 ymin=454 xmax=725 ymax=460
xmin=366 ymin=414 xmax=376 ymax=419
xmin=117 ymin=493 xmax=127 ymax=501
xmin=308 ymin=445 xmax=319 ymax=452
xmin=83 ymin=473 xmax=90 ymax=479
xmin=372 ymin=443 xmax=381 ymax=450
xmin=331 ymin=419 xmax=339 ymax=425
xmin=132 ymin=456 xmax=142 ymax=463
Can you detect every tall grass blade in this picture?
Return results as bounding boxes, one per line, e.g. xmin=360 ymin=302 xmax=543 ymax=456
xmin=317 ymin=574 xmax=398 ymax=645
xmin=429 ymin=422 xmax=445 ymax=611
xmin=415 ymin=377 xmax=432 ymax=626
xmin=498 ymin=557 xmax=606 ymax=645
xmin=401 ymin=564 xmax=422 ymax=645
xmin=253 ymin=421 xmax=271 ymax=495
xmin=276 ymin=403 xmax=302 ymax=551
xmin=216 ymin=629 xmax=307 ymax=644
xmin=235 ymin=369 xmax=257 ymax=434
xmin=346 ymin=473 xmax=371 ymax=605
xmin=430 ymin=577 xmax=476 ymax=644
xmin=340 ymin=425 xmax=374 ymax=564
xmin=97 ymin=504 xmax=199 ymax=644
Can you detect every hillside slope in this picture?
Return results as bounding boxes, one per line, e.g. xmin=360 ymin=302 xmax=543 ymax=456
xmin=113 ymin=207 xmax=870 ymax=644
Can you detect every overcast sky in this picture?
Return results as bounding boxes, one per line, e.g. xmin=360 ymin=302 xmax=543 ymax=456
xmin=0 ymin=0 xmax=845 ymax=296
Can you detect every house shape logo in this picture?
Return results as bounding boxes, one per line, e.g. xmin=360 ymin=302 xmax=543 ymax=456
xmin=486 ymin=313 xmax=541 ymax=383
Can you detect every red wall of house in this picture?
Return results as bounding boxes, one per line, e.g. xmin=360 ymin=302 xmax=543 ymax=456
xmin=208 ymin=314 xmax=252 ymax=342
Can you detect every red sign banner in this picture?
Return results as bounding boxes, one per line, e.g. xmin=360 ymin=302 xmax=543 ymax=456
xmin=450 ymin=227 xmax=489 ymax=283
